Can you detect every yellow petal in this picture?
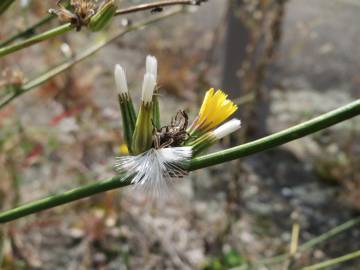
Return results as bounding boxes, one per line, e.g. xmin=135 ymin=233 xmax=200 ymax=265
xmin=193 ymin=88 xmax=238 ymax=133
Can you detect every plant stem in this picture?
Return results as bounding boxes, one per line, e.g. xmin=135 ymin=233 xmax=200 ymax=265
xmin=189 ymin=99 xmax=360 ymax=170
xmin=0 ymin=23 xmax=73 ymax=58
xmin=0 ymin=9 xmax=182 ymax=110
xmin=254 ymin=216 xmax=360 ymax=267
xmin=0 ymin=0 xmax=204 ymax=56
xmin=0 ymin=100 xmax=359 ymax=223
xmin=116 ymin=0 xmax=205 ymax=15
xmin=301 ymin=249 xmax=360 ymax=270
xmin=0 ymin=0 xmax=15 ymax=15
xmin=0 ymin=14 xmax=54 ymax=47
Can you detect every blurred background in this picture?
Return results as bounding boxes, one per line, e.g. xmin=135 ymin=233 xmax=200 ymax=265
xmin=0 ymin=0 xmax=359 ymax=269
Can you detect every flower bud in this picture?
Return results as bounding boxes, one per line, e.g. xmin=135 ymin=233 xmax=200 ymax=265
xmin=88 ymin=0 xmax=117 ymax=32
xmin=114 ymin=64 xmax=129 ymax=97
xmin=114 ymin=64 xmax=136 ymax=152
xmin=131 ymin=56 xmax=159 ymax=154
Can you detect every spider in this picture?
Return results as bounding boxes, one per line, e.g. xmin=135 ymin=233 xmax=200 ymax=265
xmin=49 ymin=0 xmax=97 ymax=31
xmin=153 ymin=110 xmax=190 ymax=149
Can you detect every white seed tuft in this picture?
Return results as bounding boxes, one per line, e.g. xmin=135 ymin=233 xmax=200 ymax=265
xmin=212 ymin=118 xmax=241 ymax=139
xmin=114 ymin=64 xmax=129 ymax=95
xmin=146 ymin=55 xmax=158 ymax=81
xmin=114 ymin=147 xmax=192 ymax=196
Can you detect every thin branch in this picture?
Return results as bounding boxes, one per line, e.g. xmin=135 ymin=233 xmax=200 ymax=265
xmin=0 ymin=14 xmax=54 ymax=47
xmin=116 ymin=0 xmax=206 ymax=15
xmin=301 ymin=249 xmax=360 ymax=270
xmin=0 ymin=8 xmax=183 ymax=110
xmin=0 ymin=0 xmax=15 ymax=15
xmin=0 ymin=0 xmax=206 ymax=56
xmin=0 ymin=0 xmax=203 ymax=47
xmin=0 ymin=99 xmax=359 ymax=223
xmin=253 ymin=216 xmax=360 ymax=267
xmin=0 ymin=23 xmax=73 ymax=58
xmin=189 ymin=99 xmax=360 ymax=170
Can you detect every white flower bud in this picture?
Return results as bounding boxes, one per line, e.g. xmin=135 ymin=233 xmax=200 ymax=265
xmin=141 ymin=73 xmax=156 ymax=104
xmin=212 ymin=118 xmax=241 ymax=139
xmin=146 ymin=55 xmax=158 ymax=81
xmin=114 ymin=64 xmax=129 ymax=95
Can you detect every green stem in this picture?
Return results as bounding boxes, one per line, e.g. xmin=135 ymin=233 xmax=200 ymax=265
xmin=0 ymin=0 xmax=15 ymax=15
xmin=255 ymin=216 xmax=360 ymax=266
xmin=0 ymin=0 xmax=199 ymax=56
xmin=0 ymin=23 xmax=73 ymax=57
xmin=299 ymin=216 xmax=360 ymax=252
xmin=0 ymin=9 xmax=182 ymax=110
xmin=301 ymin=249 xmax=360 ymax=270
xmin=0 ymin=100 xmax=359 ymax=223
xmin=0 ymin=14 xmax=54 ymax=47
xmin=189 ymin=99 xmax=360 ymax=170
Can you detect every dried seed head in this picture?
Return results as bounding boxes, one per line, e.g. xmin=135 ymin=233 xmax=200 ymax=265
xmin=49 ymin=7 xmax=79 ymax=25
xmin=49 ymin=0 xmax=116 ymax=31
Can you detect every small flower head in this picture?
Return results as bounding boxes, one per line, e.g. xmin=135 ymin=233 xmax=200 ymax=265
xmin=114 ymin=64 xmax=129 ymax=97
xmin=132 ymin=55 xmax=159 ymax=153
xmin=190 ymin=88 xmax=238 ymax=134
xmin=114 ymin=63 xmax=136 ymax=152
xmin=189 ymin=118 xmax=241 ymax=156
xmin=141 ymin=55 xmax=158 ymax=105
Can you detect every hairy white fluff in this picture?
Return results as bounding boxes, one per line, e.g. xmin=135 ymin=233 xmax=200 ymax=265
xmin=114 ymin=147 xmax=192 ymax=196
xmin=212 ymin=118 xmax=241 ymax=139
xmin=114 ymin=64 xmax=129 ymax=95
xmin=146 ymin=55 xmax=158 ymax=81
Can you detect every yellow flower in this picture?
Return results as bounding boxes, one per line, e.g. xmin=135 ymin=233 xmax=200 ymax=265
xmin=191 ymin=88 xmax=237 ymax=133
